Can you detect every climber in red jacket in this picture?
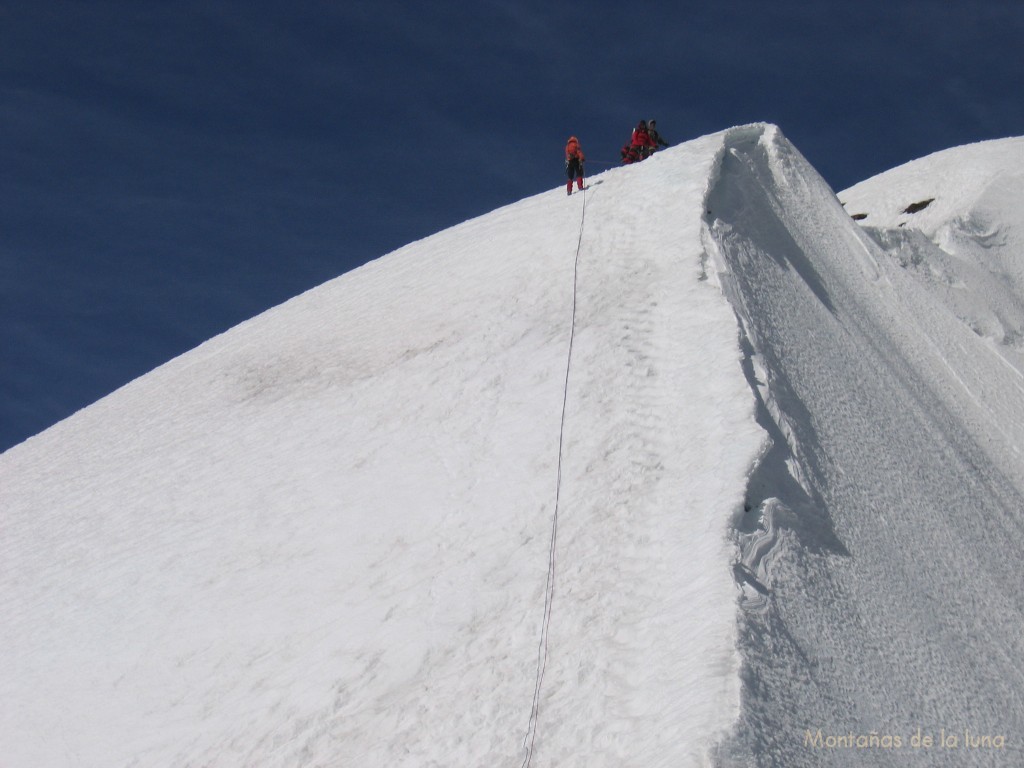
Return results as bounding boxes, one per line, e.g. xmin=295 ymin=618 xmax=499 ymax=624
xmin=631 ymin=120 xmax=656 ymax=161
xmin=565 ymin=136 xmax=586 ymax=195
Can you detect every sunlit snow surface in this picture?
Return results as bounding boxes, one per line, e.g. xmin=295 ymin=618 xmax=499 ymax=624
xmin=1 ymin=133 xmax=762 ymax=767
xmin=3 ymin=125 xmax=1023 ymax=767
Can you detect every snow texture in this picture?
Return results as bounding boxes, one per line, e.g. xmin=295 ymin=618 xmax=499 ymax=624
xmin=709 ymin=127 xmax=1024 ymax=766
xmin=3 ymin=124 xmax=1024 ymax=767
xmin=1 ymin=132 xmax=761 ymax=767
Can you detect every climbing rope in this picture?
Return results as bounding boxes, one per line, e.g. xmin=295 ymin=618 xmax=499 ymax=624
xmin=520 ymin=185 xmax=589 ymax=768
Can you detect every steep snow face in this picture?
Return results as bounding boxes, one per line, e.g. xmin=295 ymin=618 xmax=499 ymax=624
xmin=706 ymin=126 xmax=1024 ymax=766
xmin=0 ymin=132 xmax=763 ymax=766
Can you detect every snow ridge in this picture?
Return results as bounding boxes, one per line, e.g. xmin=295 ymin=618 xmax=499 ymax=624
xmin=705 ymin=125 xmax=1024 ymax=767
xmin=5 ymin=122 xmax=1022 ymax=767
xmin=1 ymin=133 xmax=763 ymax=767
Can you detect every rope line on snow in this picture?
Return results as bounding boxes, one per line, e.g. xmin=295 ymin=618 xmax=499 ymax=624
xmin=520 ymin=184 xmax=589 ymax=768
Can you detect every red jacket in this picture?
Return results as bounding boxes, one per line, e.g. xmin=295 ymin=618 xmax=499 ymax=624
xmin=631 ymin=125 xmax=655 ymax=148
xmin=565 ymin=137 xmax=585 ymax=162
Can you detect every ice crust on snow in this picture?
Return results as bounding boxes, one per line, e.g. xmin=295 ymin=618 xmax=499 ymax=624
xmin=3 ymin=124 xmax=1024 ymax=767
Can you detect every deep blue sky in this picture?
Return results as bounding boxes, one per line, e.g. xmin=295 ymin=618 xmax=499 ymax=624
xmin=3 ymin=1 xmax=1023 ymax=451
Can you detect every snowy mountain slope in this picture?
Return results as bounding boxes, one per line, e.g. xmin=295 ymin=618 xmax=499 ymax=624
xmin=706 ymin=127 xmax=1024 ymax=766
xmin=0 ymin=132 xmax=764 ymax=767
xmin=5 ymin=123 xmax=1024 ymax=768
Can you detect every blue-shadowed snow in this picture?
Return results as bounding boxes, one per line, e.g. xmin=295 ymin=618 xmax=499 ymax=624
xmin=709 ymin=126 xmax=1024 ymax=766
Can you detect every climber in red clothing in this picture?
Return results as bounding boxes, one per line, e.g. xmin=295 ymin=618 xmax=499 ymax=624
xmin=565 ymin=136 xmax=586 ymax=195
xmin=631 ymin=120 xmax=656 ymax=161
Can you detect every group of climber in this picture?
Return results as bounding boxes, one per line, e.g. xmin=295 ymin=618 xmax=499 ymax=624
xmin=621 ymin=119 xmax=669 ymax=164
xmin=563 ymin=120 xmax=670 ymax=195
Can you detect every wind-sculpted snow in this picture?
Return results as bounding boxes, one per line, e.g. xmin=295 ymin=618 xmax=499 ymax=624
xmin=706 ymin=126 xmax=1024 ymax=766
